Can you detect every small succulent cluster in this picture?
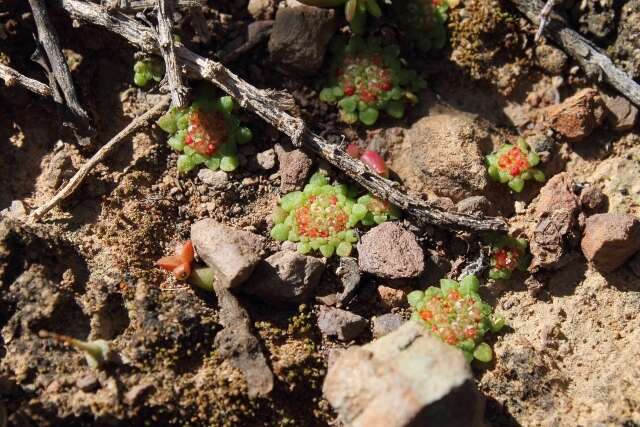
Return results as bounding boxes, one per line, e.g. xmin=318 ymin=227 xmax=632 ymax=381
xmin=270 ymin=172 xmax=398 ymax=257
xmin=486 ymin=138 xmax=545 ymax=192
xmin=133 ymin=58 xmax=165 ymax=87
xmin=407 ymin=275 xmax=505 ymax=362
xmin=39 ymin=330 xmax=111 ymax=369
xmin=320 ymin=37 xmax=425 ymax=126
xmin=390 ymin=0 xmax=449 ymax=51
xmin=156 ymin=240 xmax=215 ymax=291
xmin=297 ymin=0 xmax=383 ymax=34
xmin=157 ymin=95 xmax=252 ymax=174
xmin=487 ymin=235 xmax=529 ymax=280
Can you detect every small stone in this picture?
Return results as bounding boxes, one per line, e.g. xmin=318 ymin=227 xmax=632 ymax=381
xmin=247 ymin=20 xmax=274 ymax=42
xmin=372 ymin=313 xmax=404 ymax=338
xmin=579 ymin=185 xmax=609 ymax=215
xmin=276 ymin=148 xmax=312 ymax=193
xmin=581 ymin=213 xmax=640 ymax=272
xmin=76 ymin=374 xmax=99 ymax=392
xmin=247 ymin=0 xmax=275 ymax=20
xmin=535 ymin=44 xmax=568 ymax=75
xmin=197 ymin=169 xmax=228 ymax=190
xmin=256 ymin=148 xmax=276 ymax=170
xmin=191 ymin=219 xmax=265 ymax=288
xmin=336 ymin=257 xmax=361 ymax=306
xmin=541 ymin=88 xmax=605 ymax=142
xmin=456 ymin=196 xmax=495 ymax=216
xmin=243 ymin=250 xmax=325 ymax=305
xmin=358 ymin=222 xmax=425 ymax=280
xmin=323 ymin=322 xmax=484 ymax=427
xmin=316 ymin=306 xmax=367 ymax=341
xmin=377 ymin=285 xmax=406 ymax=310
xmin=535 ymin=173 xmax=580 ymax=217
xmin=268 ymin=3 xmax=336 ymax=75
xmin=44 ymin=149 xmax=75 ymax=190
xmin=3 ymin=200 xmax=27 ymax=218
xmin=601 ymin=92 xmax=638 ymax=131
xmin=124 ymin=382 xmax=154 ymax=405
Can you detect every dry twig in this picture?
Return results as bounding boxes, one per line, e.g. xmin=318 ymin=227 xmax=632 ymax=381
xmin=57 ymin=0 xmax=508 ymax=232
xmin=534 ymin=0 xmax=556 ymax=42
xmin=0 ymin=63 xmax=52 ymax=97
xmin=104 ymin=0 xmax=202 ymax=11
xmin=30 ymin=96 xmax=171 ymax=221
xmin=28 ymin=0 xmax=93 ymax=134
xmin=509 ymin=0 xmax=640 ymax=107
xmin=157 ymin=0 xmax=188 ymax=107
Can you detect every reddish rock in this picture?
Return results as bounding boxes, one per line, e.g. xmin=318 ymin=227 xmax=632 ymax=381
xmin=601 ymin=92 xmax=638 ymax=131
xmin=579 ymin=185 xmax=609 ymax=215
xmin=377 ymin=285 xmax=407 ymax=309
xmin=535 ymin=173 xmax=580 ymax=217
xmin=542 ymin=89 xmax=605 ymax=142
xmin=275 ymin=147 xmax=313 ymax=193
xmin=581 ymin=213 xmax=640 ymax=272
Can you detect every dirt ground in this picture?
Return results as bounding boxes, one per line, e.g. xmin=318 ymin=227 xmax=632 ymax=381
xmin=1 ymin=0 xmax=639 ymax=426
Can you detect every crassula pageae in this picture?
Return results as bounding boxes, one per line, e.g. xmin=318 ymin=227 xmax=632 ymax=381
xmin=407 ymin=275 xmax=505 ymax=362
xmin=320 ymin=37 xmax=425 ymax=126
xmin=133 ymin=58 xmax=164 ymax=87
xmin=157 ymin=95 xmax=252 ymax=174
xmin=486 ymin=138 xmax=545 ymax=192
xmin=487 ymin=235 xmax=529 ymax=280
xmin=297 ymin=0 xmax=383 ymax=34
xmin=270 ymin=172 xmax=398 ymax=257
xmin=390 ymin=0 xmax=449 ymax=52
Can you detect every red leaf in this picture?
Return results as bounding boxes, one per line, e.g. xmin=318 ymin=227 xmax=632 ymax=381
xmin=360 ymin=150 xmax=388 ymax=176
xmin=157 ymin=255 xmax=182 ymax=272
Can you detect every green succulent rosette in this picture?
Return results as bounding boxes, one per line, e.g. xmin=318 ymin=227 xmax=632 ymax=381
xmin=390 ymin=0 xmax=450 ymax=51
xmin=486 ymin=138 xmax=545 ymax=193
xmin=486 ymin=235 xmax=530 ymax=280
xmin=319 ymin=37 xmax=426 ymax=126
xmin=133 ymin=58 xmax=165 ymax=87
xmin=157 ymin=95 xmax=252 ymax=174
xmin=407 ymin=275 xmax=505 ymax=363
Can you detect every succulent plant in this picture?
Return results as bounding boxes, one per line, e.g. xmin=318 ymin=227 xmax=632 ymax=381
xmin=320 ymin=37 xmax=425 ymax=126
xmin=157 ymin=95 xmax=252 ymax=174
xmin=38 ymin=330 xmax=111 ymax=369
xmin=157 ymin=240 xmax=194 ymax=280
xmin=133 ymin=58 xmax=165 ymax=87
xmin=486 ymin=138 xmax=545 ymax=193
xmin=487 ymin=235 xmax=529 ymax=280
xmin=270 ymin=172 xmax=399 ymax=257
xmin=407 ymin=275 xmax=505 ymax=363
xmin=390 ymin=0 xmax=450 ymax=51
xmin=296 ymin=0 xmax=384 ymax=34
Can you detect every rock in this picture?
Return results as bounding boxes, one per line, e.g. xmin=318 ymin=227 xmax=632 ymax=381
xmin=629 ymin=251 xmax=640 ymax=277
xmin=323 ymin=321 xmax=484 ymax=427
xmin=191 ymin=219 xmax=265 ymax=288
xmin=456 ymin=196 xmax=495 ymax=216
xmin=589 ymin=144 xmax=640 ymax=214
xmin=581 ymin=213 xmax=640 ymax=273
xmin=316 ymin=306 xmax=368 ymax=341
xmin=535 ymin=44 xmax=568 ymax=75
xmin=601 ymin=92 xmax=638 ymax=131
xmin=579 ymin=185 xmax=608 ymax=215
xmin=197 ymin=169 xmax=228 ymax=190
xmin=44 ymin=149 xmax=75 ymax=190
xmin=76 ymin=374 xmax=99 ymax=392
xmin=535 ymin=173 xmax=580 ymax=217
xmin=358 ymin=222 xmax=425 ymax=280
xmin=247 ymin=0 xmax=275 ymax=20
xmin=256 ymin=148 xmax=276 ymax=170
xmin=541 ymin=89 xmax=605 ymax=142
xmin=336 ymin=257 xmax=361 ymax=306
xmin=275 ymin=147 xmax=313 ymax=193
xmin=247 ymin=20 xmax=274 ymax=42
xmin=372 ymin=313 xmax=404 ymax=338
xmin=1 ymin=200 xmax=27 ymax=218
xmin=377 ymin=285 xmax=406 ymax=310
xmin=124 ymin=382 xmax=154 ymax=405
xmin=392 ymin=112 xmax=491 ymax=202
xmin=243 ymin=250 xmax=325 ymax=305
xmin=268 ymin=3 xmax=336 ymax=76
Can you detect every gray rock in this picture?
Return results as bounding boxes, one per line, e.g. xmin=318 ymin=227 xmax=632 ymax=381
xmin=601 ymin=92 xmax=638 ymax=131
xmin=45 ymin=149 xmax=75 ymax=190
xmin=323 ymin=321 xmax=484 ymax=427
xmin=256 ymin=148 xmax=276 ymax=170
xmin=1 ymin=200 xmax=27 ymax=218
xmin=243 ymin=250 xmax=325 ymax=305
xmin=197 ymin=169 xmax=228 ymax=190
xmin=581 ymin=213 xmax=640 ymax=273
xmin=275 ymin=147 xmax=313 ymax=193
xmin=317 ymin=306 xmax=367 ymax=341
xmin=456 ymin=196 xmax=494 ymax=216
xmin=247 ymin=0 xmax=275 ymax=20
xmin=76 ymin=374 xmax=99 ymax=392
xmin=268 ymin=3 xmax=336 ymax=75
xmin=124 ymin=382 xmax=154 ymax=405
xmin=336 ymin=257 xmax=361 ymax=306
xmin=579 ymin=185 xmax=608 ymax=215
xmin=191 ymin=219 xmax=265 ymax=288
xmin=535 ymin=44 xmax=568 ymax=75
xmin=372 ymin=313 xmax=404 ymax=338
xmin=358 ymin=222 xmax=425 ymax=280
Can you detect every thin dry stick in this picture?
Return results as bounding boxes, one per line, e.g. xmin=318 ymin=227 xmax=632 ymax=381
xmin=0 ymin=63 xmax=52 ymax=97
xmin=28 ymin=0 xmax=93 ymax=133
xmin=57 ymin=0 xmax=508 ymax=232
xmin=509 ymin=0 xmax=640 ymax=107
xmin=30 ymin=96 xmax=171 ymax=220
xmin=108 ymin=0 xmax=202 ymax=11
xmin=534 ymin=0 xmax=556 ymax=42
xmin=157 ymin=0 xmax=188 ymax=107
